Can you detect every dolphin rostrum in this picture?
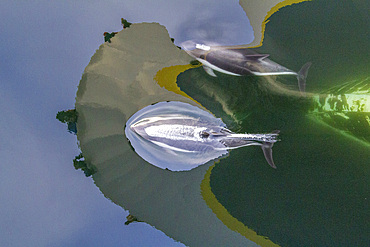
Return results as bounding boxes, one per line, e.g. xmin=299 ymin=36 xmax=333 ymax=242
xmin=182 ymin=41 xmax=312 ymax=93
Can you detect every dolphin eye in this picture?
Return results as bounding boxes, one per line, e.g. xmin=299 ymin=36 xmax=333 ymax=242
xmin=200 ymin=131 xmax=210 ymax=138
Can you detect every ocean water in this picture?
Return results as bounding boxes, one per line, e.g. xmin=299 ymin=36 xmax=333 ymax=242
xmin=177 ymin=1 xmax=369 ymax=246
xmin=74 ymin=0 xmax=369 ymax=246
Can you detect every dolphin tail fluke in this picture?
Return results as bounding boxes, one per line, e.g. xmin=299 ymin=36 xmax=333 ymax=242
xmin=221 ymin=130 xmax=279 ymax=168
xmin=297 ymin=62 xmax=312 ymax=93
xmin=261 ymin=142 xmax=277 ymax=169
xmin=262 ymin=130 xmax=279 ymax=168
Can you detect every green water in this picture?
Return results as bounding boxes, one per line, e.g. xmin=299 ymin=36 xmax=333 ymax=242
xmin=177 ymin=0 xmax=369 ymax=246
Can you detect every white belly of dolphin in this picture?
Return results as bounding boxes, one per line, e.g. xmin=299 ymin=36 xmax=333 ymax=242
xmin=252 ymin=71 xmax=297 ymax=76
xmin=198 ymin=58 xmax=242 ymax=76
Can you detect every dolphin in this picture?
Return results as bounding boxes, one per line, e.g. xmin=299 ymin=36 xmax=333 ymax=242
xmin=126 ymin=101 xmax=280 ymax=170
xmin=182 ymin=41 xmax=311 ymax=93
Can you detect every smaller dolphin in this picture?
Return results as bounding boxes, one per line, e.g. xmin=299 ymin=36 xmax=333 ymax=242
xmin=182 ymin=41 xmax=311 ymax=93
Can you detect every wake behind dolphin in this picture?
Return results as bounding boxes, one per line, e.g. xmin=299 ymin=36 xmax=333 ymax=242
xmin=182 ymin=40 xmax=311 ymax=93
xmin=125 ymin=101 xmax=279 ymax=171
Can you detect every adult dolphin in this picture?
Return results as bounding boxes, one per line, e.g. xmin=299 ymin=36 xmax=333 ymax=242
xmin=182 ymin=41 xmax=312 ymax=93
xmin=126 ymin=101 xmax=280 ymax=170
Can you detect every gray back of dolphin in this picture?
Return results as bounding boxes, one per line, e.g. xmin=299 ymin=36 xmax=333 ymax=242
xmin=184 ymin=43 xmax=312 ymax=93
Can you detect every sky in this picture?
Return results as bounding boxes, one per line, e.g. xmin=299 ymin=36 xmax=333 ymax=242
xmin=0 ymin=1 xmax=253 ymax=246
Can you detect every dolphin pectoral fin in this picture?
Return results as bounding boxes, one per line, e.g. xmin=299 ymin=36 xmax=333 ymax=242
xmin=297 ymin=62 xmax=312 ymax=93
xmin=203 ymin=65 xmax=217 ymax=77
xmin=261 ymin=142 xmax=277 ymax=169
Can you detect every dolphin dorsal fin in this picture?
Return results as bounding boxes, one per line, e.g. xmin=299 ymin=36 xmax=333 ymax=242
xmin=245 ymin=54 xmax=270 ymax=60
